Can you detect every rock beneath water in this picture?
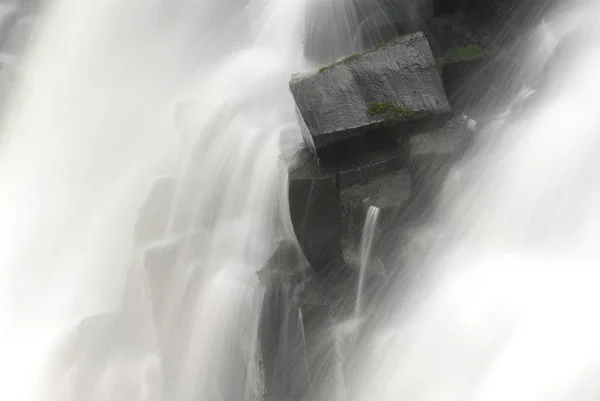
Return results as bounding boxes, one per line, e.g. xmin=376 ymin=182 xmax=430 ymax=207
xmin=258 ymin=242 xmax=312 ymax=401
xmin=290 ymin=32 xmax=450 ymax=164
xmin=288 ymin=151 xmax=344 ymax=273
xmin=257 ymin=239 xmax=307 ymax=284
xmin=338 ymin=140 xmax=409 ymax=188
xmin=340 ymin=171 xmax=412 ymax=268
xmin=134 ymin=176 xmax=178 ymax=245
xmin=409 ymin=117 xmax=471 ymax=204
xmin=44 ymin=313 xmax=161 ymax=401
xmin=143 ymin=240 xmax=179 ymax=328
xmin=300 ymin=303 xmax=346 ymax=399
xmin=141 ymin=231 xmax=209 ymax=345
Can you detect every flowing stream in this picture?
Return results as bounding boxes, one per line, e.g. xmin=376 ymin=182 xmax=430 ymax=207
xmin=344 ymin=2 xmax=600 ymax=401
xmin=0 ymin=0 xmax=308 ymax=400
xmin=1 ymin=0 xmax=600 ymax=400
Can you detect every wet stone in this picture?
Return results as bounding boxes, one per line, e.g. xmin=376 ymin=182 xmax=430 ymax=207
xmin=338 ymin=140 xmax=409 ymax=188
xmin=340 ymin=171 xmax=412 ymax=268
xmin=290 ymin=32 xmax=450 ymax=165
xmin=288 ymin=151 xmax=344 ymax=273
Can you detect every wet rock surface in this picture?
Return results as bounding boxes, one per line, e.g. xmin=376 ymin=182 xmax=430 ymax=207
xmin=340 ymin=170 xmax=412 ymax=267
xmin=338 ymin=140 xmax=408 ymax=188
xmin=287 ymin=150 xmax=344 ymax=273
xmin=290 ymin=32 xmax=450 ymax=164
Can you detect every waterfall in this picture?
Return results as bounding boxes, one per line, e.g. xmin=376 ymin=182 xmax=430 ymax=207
xmin=0 ymin=0 xmax=311 ymax=400
xmin=2 ymin=0 xmax=600 ymax=400
xmin=347 ymin=2 xmax=600 ymax=400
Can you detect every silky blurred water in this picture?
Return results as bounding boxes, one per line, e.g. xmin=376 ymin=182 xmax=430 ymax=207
xmin=0 ymin=0 xmax=309 ymax=400
xmin=344 ymin=2 xmax=600 ymax=401
xmin=1 ymin=0 xmax=599 ymax=400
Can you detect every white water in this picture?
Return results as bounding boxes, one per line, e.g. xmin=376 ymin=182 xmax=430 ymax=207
xmin=355 ymin=205 xmax=379 ymax=319
xmin=0 ymin=0 xmax=309 ymax=400
xmin=347 ymin=2 xmax=600 ymax=401
xmin=2 ymin=0 xmax=600 ymax=400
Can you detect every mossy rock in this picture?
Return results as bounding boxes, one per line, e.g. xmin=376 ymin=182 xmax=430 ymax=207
xmin=442 ymin=44 xmax=487 ymax=63
xmin=367 ymin=102 xmax=415 ymax=122
xmin=316 ymin=53 xmax=362 ymax=73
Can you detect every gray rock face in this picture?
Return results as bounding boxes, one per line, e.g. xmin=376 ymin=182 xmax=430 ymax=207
xmin=290 ymin=32 xmax=451 ymax=163
xmin=340 ymin=170 xmax=412 ymax=267
xmin=339 ymin=140 xmax=408 ymax=188
xmin=288 ymin=151 xmax=344 ymax=273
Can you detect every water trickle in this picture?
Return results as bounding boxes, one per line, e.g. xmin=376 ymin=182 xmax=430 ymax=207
xmin=355 ymin=205 xmax=379 ymax=320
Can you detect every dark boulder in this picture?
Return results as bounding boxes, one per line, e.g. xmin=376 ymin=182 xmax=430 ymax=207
xmin=338 ymin=139 xmax=409 ymax=188
xmin=290 ymin=32 xmax=450 ymax=165
xmin=340 ymin=170 xmax=412 ymax=267
xmin=288 ymin=150 xmax=344 ymax=273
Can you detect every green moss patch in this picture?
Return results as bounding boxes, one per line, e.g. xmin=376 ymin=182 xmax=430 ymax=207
xmin=443 ymin=44 xmax=487 ymax=63
xmin=316 ymin=53 xmax=362 ymax=73
xmin=342 ymin=53 xmax=361 ymax=62
xmin=367 ymin=102 xmax=414 ymax=121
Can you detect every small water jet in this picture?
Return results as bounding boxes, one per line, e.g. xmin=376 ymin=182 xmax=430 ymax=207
xmin=355 ymin=205 xmax=380 ymax=320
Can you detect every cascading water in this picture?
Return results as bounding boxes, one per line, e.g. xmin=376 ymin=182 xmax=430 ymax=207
xmin=0 ymin=0 xmax=311 ymax=400
xmin=2 ymin=0 xmax=600 ymax=400
xmin=344 ymin=2 xmax=600 ymax=400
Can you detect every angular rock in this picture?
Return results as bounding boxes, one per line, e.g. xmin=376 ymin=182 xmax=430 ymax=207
xmin=257 ymin=240 xmax=308 ymax=284
xmin=338 ymin=139 xmax=409 ymax=188
xmin=340 ymin=171 xmax=412 ymax=268
xmin=288 ymin=151 xmax=344 ymax=273
xmin=290 ymin=32 xmax=451 ymax=164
